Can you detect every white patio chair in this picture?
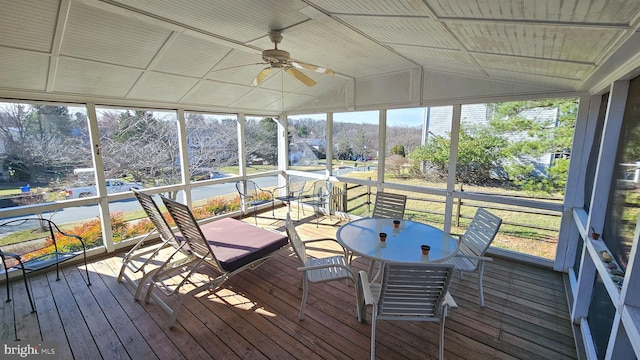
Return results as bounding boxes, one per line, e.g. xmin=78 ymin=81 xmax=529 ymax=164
xmin=371 ymin=191 xmax=406 ymax=220
xmin=285 ymin=213 xmax=361 ymax=320
xmin=358 ymin=262 xmax=457 ymax=360
xmin=360 ymin=191 xmax=407 ymax=268
xmin=442 ymin=207 xmax=502 ymax=307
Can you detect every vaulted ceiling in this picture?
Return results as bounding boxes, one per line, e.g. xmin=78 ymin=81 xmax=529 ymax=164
xmin=1 ymin=0 xmax=640 ymax=114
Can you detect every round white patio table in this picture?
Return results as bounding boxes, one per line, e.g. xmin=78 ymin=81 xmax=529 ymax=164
xmin=336 ymin=217 xmax=459 ymax=263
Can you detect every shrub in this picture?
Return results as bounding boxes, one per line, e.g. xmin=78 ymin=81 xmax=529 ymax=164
xmin=386 ymin=154 xmax=408 ymax=178
xmin=24 ymin=196 xmax=244 ymax=259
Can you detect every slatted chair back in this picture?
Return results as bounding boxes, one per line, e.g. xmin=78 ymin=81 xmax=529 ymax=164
xmin=160 ymin=196 xmax=221 ymax=271
xmin=377 ymin=262 xmax=454 ymax=319
xmin=444 ymin=207 xmax=501 ymax=307
xmin=285 ymin=213 xmax=307 ymax=266
xmin=120 ymin=190 xmax=190 ymax=300
xmin=285 ymin=213 xmax=359 ymax=320
xmin=371 ymin=192 xmax=406 ymax=219
xmin=132 ymin=189 xmax=180 ymax=248
xmin=459 ymin=208 xmax=502 ymax=268
xmin=359 ymin=262 xmax=456 ymax=360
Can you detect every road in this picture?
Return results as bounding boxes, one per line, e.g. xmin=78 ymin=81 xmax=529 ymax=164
xmin=48 ymin=176 xmax=276 ymax=224
xmin=35 ymin=167 xmax=366 ymax=225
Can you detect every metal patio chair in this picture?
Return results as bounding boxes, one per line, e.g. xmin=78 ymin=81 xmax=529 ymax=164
xmin=274 ymin=177 xmax=307 ymax=220
xmin=442 ymin=207 xmax=502 ymax=307
xmin=235 ymin=180 xmax=275 ymax=225
xmin=371 ymin=191 xmax=407 ymax=220
xmin=1 ymin=218 xmax=90 ymax=313
xmin=358 ymin=262 xmax=457 ymax=360
xmin=285 ymin=213 xmax=360 ymax=320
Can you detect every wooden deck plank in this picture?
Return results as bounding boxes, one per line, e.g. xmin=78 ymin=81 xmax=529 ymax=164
xmin=73 ymin=263 xmax=158 ymax=360
xmin=90 ymin=259 xmax=188 ymax=360
xmin=29 ymin=272 xmax=74 ymax=359
xmin=0 ymin=282 xmax=17 ymax=341
xmin=44 ymin=268 xmax=102 ymax=360
xmin=12 ymin=275 xmax=39 ymax=341
xmin=61 ymin=266 xmax=132 ymax=360
xmin=0 ymin=208 xmax=579 ymax=360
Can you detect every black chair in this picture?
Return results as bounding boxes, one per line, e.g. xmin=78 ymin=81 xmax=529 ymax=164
xmin=1 ymin=218 xmax=91 ymax=313
xmin=274 ymin=177 xmax=307 ymax=220
xmin=235 ymin=180 xmax=275 ymax=225
xmin=301 ymin=179 xmax=337 ymax=227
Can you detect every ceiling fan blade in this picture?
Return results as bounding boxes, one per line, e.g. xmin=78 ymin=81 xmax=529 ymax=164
xmin=292 ymin=61 xmax=334 ymax=75
xmin=251 ymin=67 xmax=272 ymax=86
xmin=285 ymin=67 xmax=317 ymax=86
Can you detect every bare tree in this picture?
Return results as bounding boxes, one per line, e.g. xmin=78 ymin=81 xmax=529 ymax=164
xmin=0 ymin=103 xmax=90 ymax=182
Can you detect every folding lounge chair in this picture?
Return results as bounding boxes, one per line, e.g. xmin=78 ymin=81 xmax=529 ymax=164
xmin=118 ymin=189 xmax=195 ymax=301
xmin=145 ymin=196 xmax=289 ymax=327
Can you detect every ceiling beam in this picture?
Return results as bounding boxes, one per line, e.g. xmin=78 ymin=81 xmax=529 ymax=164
xmin=46 ymin=0 xmax=72 ymax=92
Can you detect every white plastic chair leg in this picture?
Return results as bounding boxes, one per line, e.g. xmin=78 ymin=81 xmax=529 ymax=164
xmin=439 ymin=317 xmax=446 ymax=360
xmin=477 ymin=262 xmax=486 ymax=307
xmin=299 ymin=277 xmax=309 ymax=320
xmin=370 ymin=311 xmax=378 ymax=360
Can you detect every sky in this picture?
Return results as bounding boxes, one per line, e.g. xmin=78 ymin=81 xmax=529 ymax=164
xmin=4 ymin=102 xmax=429 ymax=128
xmin=290 ymin=107 xmax=428 ymax=127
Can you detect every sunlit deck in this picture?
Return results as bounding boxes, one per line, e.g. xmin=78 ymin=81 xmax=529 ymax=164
xmin=1 ymin=206 xmax=579 ymax=359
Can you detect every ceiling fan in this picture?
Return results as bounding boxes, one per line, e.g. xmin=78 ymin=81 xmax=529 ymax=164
xmin=252 ymin=31 xmax=334 ymax=87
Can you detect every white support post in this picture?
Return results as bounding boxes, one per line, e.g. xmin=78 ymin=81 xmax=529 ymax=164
xmin=237 ymin=113 xmax=247 ymax=214
xmin=237 ymin=113 xmax=246 ymax=177
xmin=326 ymin=112 xmax=334 ymax=177
xmin=573 ymin=80 xmax=629 ymax=344
xmin=587 ymin=81 xmax=629 ymax=236
xmin=608 ymin=214 xmax=640 ymax=358
xmin=277 ymin=114 xmax=288 ymax=195
xmin=377 ymin=110 xmax=386 ymax=190
xmin=555 ymin=95 xmax=595 ymax=271
xmin=605 ymin=315 xmax=635 ymax=360
xmin=572 ymin=242 xmax=596 ymax=323
xmin=86 ymin=103 xmax=114 ymax=252
xmin=177 ymin=109 xmax=191 ymax=206
xmin=443 ymin=104 xmax=461 ymax=234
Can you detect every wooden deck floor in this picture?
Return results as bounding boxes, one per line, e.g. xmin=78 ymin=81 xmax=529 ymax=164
xmin=1 ymin=206 xmax=578 ymax=359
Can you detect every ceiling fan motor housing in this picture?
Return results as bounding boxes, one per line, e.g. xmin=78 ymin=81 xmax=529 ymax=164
xmin=262 ymin=48 xmax=291 ymax=66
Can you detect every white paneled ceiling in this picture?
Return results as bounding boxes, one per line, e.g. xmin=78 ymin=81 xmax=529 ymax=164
xmin=0 ymin=0 xmax=639 ymax=113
